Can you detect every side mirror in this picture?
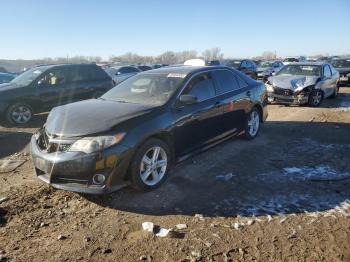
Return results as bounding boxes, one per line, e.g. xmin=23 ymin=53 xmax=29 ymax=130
xmin=178 ymin=94 xmax=198 ymax=105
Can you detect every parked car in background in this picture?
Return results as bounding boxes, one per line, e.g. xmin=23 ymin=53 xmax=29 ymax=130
xmin=223 ymin=59 xmax=257 ymax=79
xmin=331 ymin=58 xmax=350 ymax=86
xmin=283 ymin=56 xmax=306 ymax=65
xmin=207 ymin=60 xmax=221 ymax=66
xmin=266 ymin=62 xmax=339 ymax=106
xmin=137 ymin=65 xmax=153 ymax=71
xmin=0 ymin=64 xmax=114 ymax=124
xmin=256 ymin=61 xmax=284 ymax=81
xmin=105 ymin=66 xmax=141 ymax=85
xmin=31 ymin=65 xmax=268 ymax=194
xmin=0 ymin=72 xmax=16 ymax=84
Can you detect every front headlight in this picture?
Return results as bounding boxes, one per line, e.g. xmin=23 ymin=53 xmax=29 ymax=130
xmin=265 ymin=83 xmax=274 ymax=92
xmin=69 ymin=133 xmax=126 ymax=154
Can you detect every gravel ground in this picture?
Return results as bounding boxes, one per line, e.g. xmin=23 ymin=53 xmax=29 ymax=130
xmin=0 ymin=87 xmax=350 ymax=262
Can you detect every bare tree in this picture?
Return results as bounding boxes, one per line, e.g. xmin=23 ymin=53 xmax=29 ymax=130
xmin=261 ymin=51 xmax=276 ymax=60
xmin=202 ymin=47 xmax=223 ymax=61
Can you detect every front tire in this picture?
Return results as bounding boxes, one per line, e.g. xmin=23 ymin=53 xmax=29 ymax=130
xmin=129 ymin=138 xmax=171 ymax=191
xmin=330 ymin=85 xmax=339 ymax=98
xmin=6 ymin=103 xmax=33 ymax=125
xmin=308 ymin=90 xmax=323 ymax=107
xmin=244 ymin=108 xmax=261 ymax=139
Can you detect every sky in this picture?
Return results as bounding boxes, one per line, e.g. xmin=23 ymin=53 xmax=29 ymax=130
xmin=1 ymin=0 xmax=350 ymax=60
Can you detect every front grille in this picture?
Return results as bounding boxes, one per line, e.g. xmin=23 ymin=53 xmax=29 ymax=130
xmin=37 ymin=132 xmax=73 ymax=153
xmin=274 ymin=87 xmax=294 ymax=96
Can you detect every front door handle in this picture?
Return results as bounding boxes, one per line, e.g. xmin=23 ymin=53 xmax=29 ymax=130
xmin=246 ymin=91 xmax=251 ymax=97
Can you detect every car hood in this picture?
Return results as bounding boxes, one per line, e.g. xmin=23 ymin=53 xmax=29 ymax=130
xmin=45 ymin=99 xmax=155 ymax=137
xmin=268 ymin=75 xmax=319 ymax=90
xmin=0 ymin=82 xmax=24 ymax=91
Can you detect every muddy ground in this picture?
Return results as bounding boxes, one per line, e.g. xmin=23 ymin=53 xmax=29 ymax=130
xmin=0 ymin=87 xmax=350 ymax=262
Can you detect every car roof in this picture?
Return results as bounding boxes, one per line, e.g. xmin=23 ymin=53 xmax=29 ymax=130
xmin=140 ymin=65 xmax=223 ymax=75
xmin=285 ymin=62 xmax=325 ymax=66
xmin=33 ymin=63 xmax=97 ymax=69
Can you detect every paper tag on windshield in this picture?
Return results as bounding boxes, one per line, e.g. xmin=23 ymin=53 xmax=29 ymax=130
xmin=167 ymin=73 xmax=186 ymax=78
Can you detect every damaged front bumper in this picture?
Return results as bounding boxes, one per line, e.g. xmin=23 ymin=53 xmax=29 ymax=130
xmin=267 ymin=91 xmax=309 ymax=105
xmin=30 ymin=132 xmax=133 ymax=194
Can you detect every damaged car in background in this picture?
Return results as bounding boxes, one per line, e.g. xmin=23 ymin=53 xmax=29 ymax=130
xmin=256 ymin=60 xmax=284 ymax=81
xmin=266 ymin=62 xmax=339 ymax=106
xmin=331 ymin=58 xmax=350 ymax=86
xmin=31 ymin=65 xmax=268 ymax=194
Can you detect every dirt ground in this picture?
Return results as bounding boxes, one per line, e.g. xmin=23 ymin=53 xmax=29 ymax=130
xmin=1 ymin=87 xmax=350 ymax=262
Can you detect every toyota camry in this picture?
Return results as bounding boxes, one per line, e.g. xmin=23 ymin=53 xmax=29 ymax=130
xmin=31 ymin=65 xmax=268 ymax=194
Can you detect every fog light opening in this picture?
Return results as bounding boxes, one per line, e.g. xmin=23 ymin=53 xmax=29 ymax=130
xmin=92 ymin=174 xmax=106 ymax=185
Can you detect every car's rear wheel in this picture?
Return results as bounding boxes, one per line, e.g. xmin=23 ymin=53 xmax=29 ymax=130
xmin=244 ymin=108 xmax=261 ymax=139
xmin=308 ymin=90 xmax=323 ymax=107
xmin=6 ymin=103 xmax=33 ymax=125
xmin=130 ymin=138 xmax=171 ymax=191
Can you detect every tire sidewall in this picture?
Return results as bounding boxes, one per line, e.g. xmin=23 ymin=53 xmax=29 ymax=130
xmin=6 ymin=103 xmax=33 ymax=125
xmin=130 ymin=138 xmax=171 ymax=191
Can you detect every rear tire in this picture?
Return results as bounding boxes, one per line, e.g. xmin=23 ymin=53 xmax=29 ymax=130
xmin=308 ymin=90 xmax=323 ymax=107
xmin=244 ymin=108 xmax=261 ymax=139
xmin=129 ymin=138 xmax=171 ymax=191
xmin=6 ymin=103 xmax=33 ymax=125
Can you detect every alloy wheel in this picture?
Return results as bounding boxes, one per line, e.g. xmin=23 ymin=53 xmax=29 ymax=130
xmin=247 ymin=110 xmax=260 ymax=137
xmin=139 ymin=146 xmax=168 ymax=186
xmin=312 ymin=91 xmax=322 ymax=106
xmin=11 ymin=105 xmax=32 ymax=124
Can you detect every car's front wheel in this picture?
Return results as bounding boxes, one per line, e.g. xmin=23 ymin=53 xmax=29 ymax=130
xmin=308 ymin=90 xmax=323 ymax=107
xmin=330 ymin=85 xmax=339 ymax=98
xmin=6 ymin=103 xmax=33 ymax=125
xmin=130 ymin=138 xmax=171 ymax=191
xmin=244 ymin=108 xmax=261 ymax=139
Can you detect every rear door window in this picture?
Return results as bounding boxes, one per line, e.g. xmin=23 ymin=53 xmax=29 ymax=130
xmin=183 ymin=73 xmax=215 ymax=102
xmin=212 ymin=70 xmax=241 ymax=94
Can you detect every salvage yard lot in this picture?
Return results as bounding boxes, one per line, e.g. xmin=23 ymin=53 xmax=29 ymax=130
xmin=1 ymin=87 xmax=350 ymax=261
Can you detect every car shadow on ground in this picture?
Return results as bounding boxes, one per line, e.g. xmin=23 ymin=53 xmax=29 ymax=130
xmin=0 ymin=131 xmax=32 ymax=158
xmin=85 ymin=121 xmax=350 ymax=218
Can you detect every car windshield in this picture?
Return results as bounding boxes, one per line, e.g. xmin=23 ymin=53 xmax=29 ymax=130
xmin=11 ymin=66 xmax=50 ymax=86
xmin=104 ymin=67 xmax=118 ymax=76
xmin=276 ymin=65 xmax=321 ymax=76
xmin=332 ymin=59 xmax=350 ymax=68
xmin=258 ymin=62 xmax=273 ymax=68
xmin=101 ymin=72 xmax=186 ymax=105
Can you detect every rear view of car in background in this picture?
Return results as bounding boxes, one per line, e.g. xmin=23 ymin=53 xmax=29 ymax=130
xmin=266 ymin=62 xmax=339 ymax=106
xmin=105 ymin=66 xmax=141 ymax=85
xmin=224 ymin=59 xmax=257 ymax=79
xmin=332 ymin=58 xmax=350 ymax=86
xmin=0 ymin=63 xmax=114 ymax=124
xmin=283 ymin=56 xmax=306 ymax=65
xmin=256 ymin=61 xmax=284 ymax=81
